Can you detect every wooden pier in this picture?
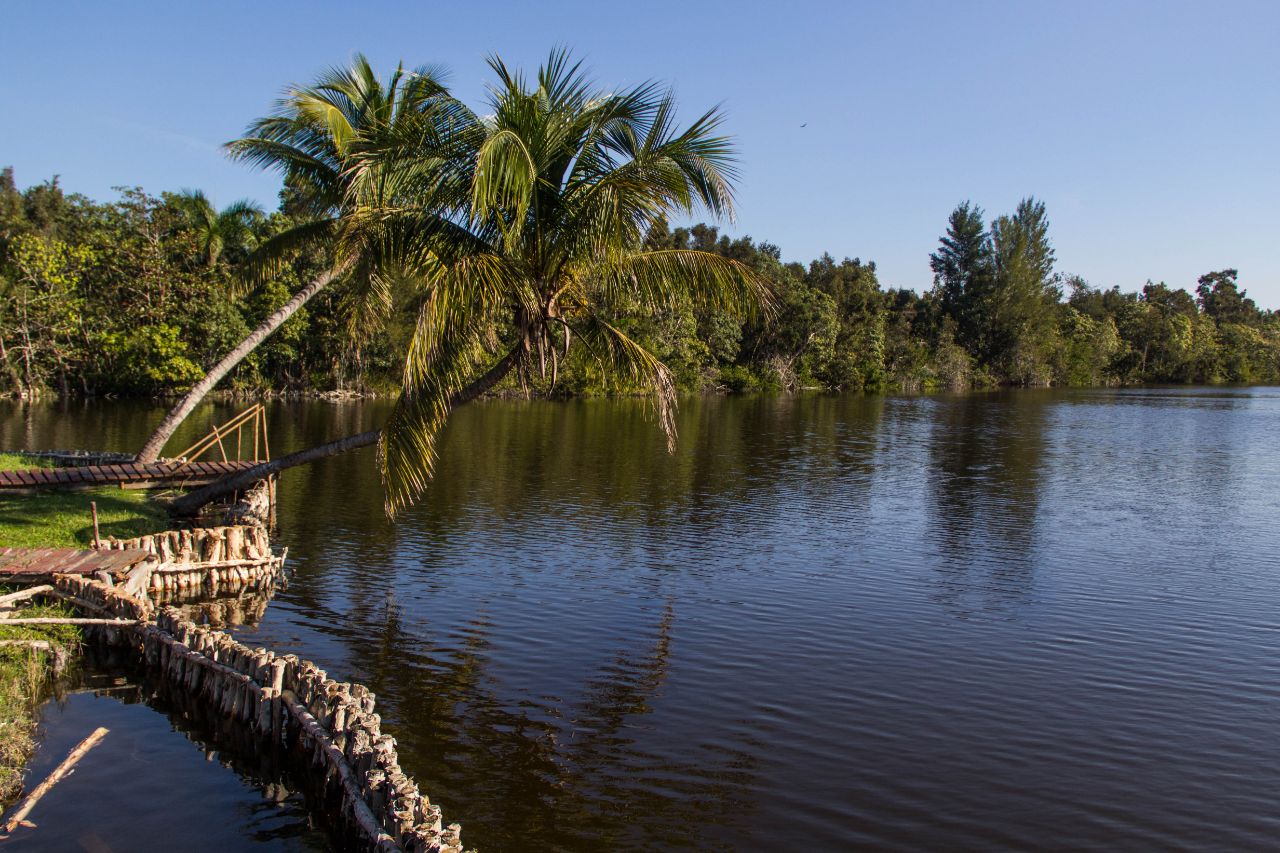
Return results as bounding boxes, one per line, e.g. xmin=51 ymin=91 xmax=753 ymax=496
xmin=0 ymin=547 xmax=152 ymax=579
xmin=0 ymin=459 xmax=261 ymax=491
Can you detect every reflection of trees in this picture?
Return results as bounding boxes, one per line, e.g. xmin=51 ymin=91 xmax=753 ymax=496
xmin=926 ymin=391 xmax=1048 ymax=618
xmin=300 ymin=595 xmax=750 ymax=852
xmin=250 ymin=394 xmax=899 ymax=851
xmin=12 ymin=395 xmax=896 ymax=850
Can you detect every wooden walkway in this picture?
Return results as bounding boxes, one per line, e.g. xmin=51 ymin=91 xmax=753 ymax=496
xmin=0 ymin=460 xmax=260 ymax=490
xmin=0 ymin=547 xmax=153 ymax=578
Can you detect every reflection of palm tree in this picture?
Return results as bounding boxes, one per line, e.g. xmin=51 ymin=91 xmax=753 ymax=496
xmin=315 ymin=594 xmax=751 ymax=851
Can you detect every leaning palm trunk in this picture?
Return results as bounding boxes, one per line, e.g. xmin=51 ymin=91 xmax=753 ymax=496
xmin=135 ymin=265 xmax=345 ymax=463
xmin=167 ymin=347 xmax=521 ymax=516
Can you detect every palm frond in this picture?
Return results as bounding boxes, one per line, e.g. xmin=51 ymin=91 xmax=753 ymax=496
xmin=574 ymin=313 xmax=677 ymax=451
xmin=594 ymin=249 xmax=772 ymax=319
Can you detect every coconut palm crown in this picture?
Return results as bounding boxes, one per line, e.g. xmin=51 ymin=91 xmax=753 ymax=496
xmin=136 ymin=54 xmax=472 ymax=463
xmin=360 ymin=50 xmax=772 ymax=513
xmin=173 ymin=190 xmax=265 ymax=268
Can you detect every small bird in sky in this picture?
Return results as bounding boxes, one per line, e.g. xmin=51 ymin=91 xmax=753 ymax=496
xmin=801 ymin=122 xmax=808 ymax=128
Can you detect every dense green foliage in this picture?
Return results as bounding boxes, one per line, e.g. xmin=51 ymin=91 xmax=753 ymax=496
xmin=2 ymin=168 xmax=1276 ymax=400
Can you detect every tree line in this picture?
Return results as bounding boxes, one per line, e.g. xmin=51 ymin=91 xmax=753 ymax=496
xmin=3 ymin=169 xmax=1276 ymax=404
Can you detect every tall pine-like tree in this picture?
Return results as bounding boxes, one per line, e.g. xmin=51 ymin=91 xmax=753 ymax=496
xmin=929 ymin=201 xmax=992 ymax=358
xmin=988 ymin=197 xmax=1059 ymax=384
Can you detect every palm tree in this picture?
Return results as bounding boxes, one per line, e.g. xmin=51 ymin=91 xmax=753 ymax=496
xmin=135 ymin=55 xmax=462 ymax=463
xmin=172 ymin=190 xmax=265 ymax=268
xmin=170 ymin=50 xmax=769 ymax=517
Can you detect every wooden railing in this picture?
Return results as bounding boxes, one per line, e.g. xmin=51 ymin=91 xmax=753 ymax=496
xmin=172 ymin=403 xmax=270 ymax=463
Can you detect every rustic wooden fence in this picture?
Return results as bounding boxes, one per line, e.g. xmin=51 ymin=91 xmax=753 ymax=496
xmin=53 ymin=574 xmax=462 ymax=852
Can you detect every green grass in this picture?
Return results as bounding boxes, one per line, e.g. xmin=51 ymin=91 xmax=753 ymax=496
xmin=0 ymin=454 xmax=55 ymax=472
xmin=0 ymin=599 xmax=81 ymax=805
xmin=0 ymin=487 xmax=169 ymax=548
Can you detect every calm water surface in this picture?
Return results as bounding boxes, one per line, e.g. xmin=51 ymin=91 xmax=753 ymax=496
xmin=3 ymin=388 xmax=1279 ymax=851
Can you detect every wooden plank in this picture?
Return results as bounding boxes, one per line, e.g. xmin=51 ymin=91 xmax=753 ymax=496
xmin=0 ymin=459 xmax=264 ymax=490
xmin=0 ymin=547 xmax=152 ymax=577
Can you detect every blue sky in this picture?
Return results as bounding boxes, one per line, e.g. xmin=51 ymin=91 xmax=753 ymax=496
xmin=4 ymin=1 xmax=1278 ymax=306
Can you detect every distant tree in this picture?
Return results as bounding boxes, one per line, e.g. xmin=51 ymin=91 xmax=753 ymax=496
xmin=1196 ymin=269 xmax=1258 ymax=325
xmin=929 ymin=201 xmax=992 ymax=356
xmin=987 ymin=197 xmax=1060 ymax=384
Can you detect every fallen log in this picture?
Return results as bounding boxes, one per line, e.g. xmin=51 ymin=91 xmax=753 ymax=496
xmin=39 ymin=588 xmax=112 ymax=617
xmin=0 ymin=586 xmax=55 ymax=608
xmin=154 ymin=557 xmax=280 ymax=572
xmin=1 ymin=726 xmax=109 ymax=835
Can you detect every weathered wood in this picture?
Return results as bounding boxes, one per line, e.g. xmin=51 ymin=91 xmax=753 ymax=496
xmin=152 ymin=556 xmax=281 ymax=573
xmin=1 ymin=727 xmax=109 ymax=835
xmin=38 ymin=588 xmax=112 ymax=616
xmin=121 ymin=562 xmax=152 ymax=597
xmin=0 ymin=459 xmax=264 ymax=491
xmin=0 ymin=586 xmax=54 ymax=607
xmin=0 ymin=548 xmax=152 ymax=578
xmin=40 ymin=566 xmax=457 ymax=851
xmin=280 ymin=689 xmax=399 ymax=851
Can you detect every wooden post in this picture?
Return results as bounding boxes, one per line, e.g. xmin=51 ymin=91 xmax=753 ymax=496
xmin=90 ymin=502 xmax=101 ymax=550
xmin=260 ymin=405 xmax=270 ymax=461
xmin=211 ymin=422 xmax=228 ymax=463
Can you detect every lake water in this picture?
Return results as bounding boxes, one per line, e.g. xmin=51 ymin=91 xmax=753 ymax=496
xmin=3 ymin=387 xmax=1279 ymax=851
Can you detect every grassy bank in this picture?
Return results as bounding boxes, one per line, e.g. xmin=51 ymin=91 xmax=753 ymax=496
xmin=0 ymin=599 xmax=80 ymax=805
xmin=0 ymin=454 xmax=169 ymax=548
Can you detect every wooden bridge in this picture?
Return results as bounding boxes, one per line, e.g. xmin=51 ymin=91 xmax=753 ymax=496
xmin=0 ymin=403 xmax=270 ymax=492
xmin=0 ymin=547 xmax=154 ymax=578
xmin=0 ymin=459 xmax=260 ymax=490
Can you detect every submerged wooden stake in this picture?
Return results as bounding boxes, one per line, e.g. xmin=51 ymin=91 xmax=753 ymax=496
xmin=2 ymin=727 xmax=109 ymax=835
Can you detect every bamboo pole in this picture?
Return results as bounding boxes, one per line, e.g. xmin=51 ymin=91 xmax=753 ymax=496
xmin=90 ymin=502 xmax=101 ymax=550
xmin=1 ymin=727 xmax=109 ymax=835
xmin=152 ymin=556 xmax=280 ymax=573
xmin=40 ymin=588 xmax=112 ymax=616
xmin=172 ymin=405 xmax=262 ymax=461
xmin=279 ymin=690 xmax=399 ymax=851
xmin=0 ymin=586 xmax=54 ymax=607
xmin=260 ymin=405 xmax=269 ymax=461
xmin=211 ymin=423 xmax=228 ymax=463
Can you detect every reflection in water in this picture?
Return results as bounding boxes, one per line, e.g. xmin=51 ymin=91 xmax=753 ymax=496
xmin=157 ymin=587 xmax=280 ymax=629
xmin=927 ymin=392 xmax=1048 ymax=618
xmin=13 ymin=651 xmax=329 ymax=852
xmin=5 ymin=389 xmax=1280 ymax=851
